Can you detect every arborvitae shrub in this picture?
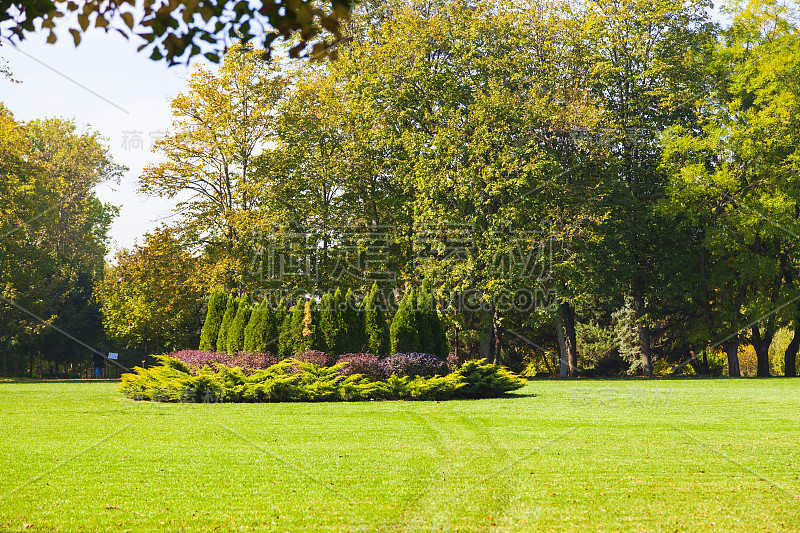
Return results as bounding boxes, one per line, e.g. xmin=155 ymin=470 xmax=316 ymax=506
xmin=300 ymin=299 xmax=326 ymax=352
xmin=278 ymin=299 xmax=295 ymax=358
xmin=320 ymin=291 xmax=344 ymax=355
xmin=216 ymin=293 xmax=237 ymax=353
xmin=273 ymin=298 xmax=287 ymax=356
xmin=343 ymin=288 xmax=367 ymax=353
xmin=390 ymin=287 xmax=420 ymax=353
xmin=199 ymin=290 xmax=227 ymax=351
xmin=332 ymin=288 xmax=348 ymax=353
xmin=255 ymin=303 xmax=278 ymax=353
xmin=226 ymin=295 xmax=252 ymax=353
xmin=274 ymin=297 xmax=287 ymax=329
xmin=364 ymin=283 xmax=390 ymax=358
xmin=242 ymin=304 xmax=262 ymax=352
xmin=288 ymin=299 xmax=306 ymax=356
xmin=417 ymin=290 xmax=435 ymax=355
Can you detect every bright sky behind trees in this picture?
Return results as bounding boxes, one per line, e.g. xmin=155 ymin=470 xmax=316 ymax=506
xmin=1 ymin=28 xmax=210 ymax=254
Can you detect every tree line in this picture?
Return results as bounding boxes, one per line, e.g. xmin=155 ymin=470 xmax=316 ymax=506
xmin=4 ymin=0 xmax=798 ymax=379
xmin=0 ymin=106 xmax=123 ymax=376
xmin=197 ymin=281 xmax=448 ymax=360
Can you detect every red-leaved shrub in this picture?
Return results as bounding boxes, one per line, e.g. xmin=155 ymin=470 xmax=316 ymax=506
xmin=295 ymin=350 xmax=337 ymax=367
xmin=168 ymin=350 xmax=280 ymax=374
xmin=381 ymin=352 xmax=448 ymax=377
xmin=337 ymin=353 xmax=385 ymax=380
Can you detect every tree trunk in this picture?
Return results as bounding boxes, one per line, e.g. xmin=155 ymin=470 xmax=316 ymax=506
xmin=561 ymin=302 xmax=578 ymax=377
xmin=2 ymin=345 xmax=6 ymax=377
xmin=632 ymin=278 xmax=653 ymax=377
xmin=29 ymin=349 xmax=33 ymax=378
xmin=454 ymin=328 xmax=460 ymax=364
xmin=555 ymin=313 xmax=568 ymax=378
xmin=785 ymin=319 xmax=800 ymax=377
xmin=722 ymin=338 xmax=741 ymax=377
xmin=491 ymin=316 xmax=501 ymax=366
xmin=687 ymin=347 xmax=701 ymax=374
xmin=479 ymin=314 xmax=492 ymax=362
xmin=752 ymin=326 xmax=772 ymax=377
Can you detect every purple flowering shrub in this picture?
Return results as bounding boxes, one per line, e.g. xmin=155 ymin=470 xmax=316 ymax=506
xmin=381 ymin=352 xmax=448 ymax=378
xmin=168 ymin=350 xmax=280 ymax=374
xmin=337 ymin=353 xmax=385 ymax=380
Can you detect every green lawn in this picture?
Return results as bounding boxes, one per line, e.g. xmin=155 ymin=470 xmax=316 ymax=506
xmin=0 ymin=378 xmax=798 ymax=532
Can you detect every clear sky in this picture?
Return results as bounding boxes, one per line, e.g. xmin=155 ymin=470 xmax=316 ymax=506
xmin=1 ymin=28 xmax=213 ymax=256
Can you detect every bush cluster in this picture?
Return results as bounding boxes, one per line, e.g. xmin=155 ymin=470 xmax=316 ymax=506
xmin=119 ymin=356 xmax=526 ymax=403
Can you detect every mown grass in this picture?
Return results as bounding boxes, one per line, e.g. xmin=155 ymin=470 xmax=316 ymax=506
xmin=0 ymin=378 xmax=798 ymax=532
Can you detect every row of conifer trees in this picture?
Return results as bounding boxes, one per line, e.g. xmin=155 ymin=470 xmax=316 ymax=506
xmin=199 ymin=282 xmax=449 ymax=360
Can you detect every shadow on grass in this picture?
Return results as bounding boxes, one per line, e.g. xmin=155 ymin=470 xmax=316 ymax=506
xmin=523 ymin=375 xmax=746 ymax=381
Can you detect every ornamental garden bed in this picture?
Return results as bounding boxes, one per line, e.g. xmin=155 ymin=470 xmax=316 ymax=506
xmin=119 ymin=351 xmax=525 ymax=403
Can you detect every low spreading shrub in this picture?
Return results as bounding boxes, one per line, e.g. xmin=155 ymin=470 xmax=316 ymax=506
xmin=381 ymin=352 xmax=447 ymax=378
xmin=381 ymin=373 xmax=465 ymax=401
xmin=453 ymin=359 xmax=527 ymax=398
xmin=337 ymin=353 xmax=385 ymax=380
xmin=119 ymin=355 xmax=526 ymax=403
xmin=119 ymin=356 xmax=382 ymax=403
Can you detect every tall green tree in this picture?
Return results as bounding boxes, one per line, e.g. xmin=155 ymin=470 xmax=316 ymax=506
xmin=580 ymin=0 xmax=716 ymax=376
xmin=139 ymin=42 xmax=286 ymax=290
xmin=97 ymin=227 xmax=201 ymax=354
xmin=1 ymin=108 xmax=122 ymax=372
xmin=661 ymin=0 xmax=800 ymax=376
